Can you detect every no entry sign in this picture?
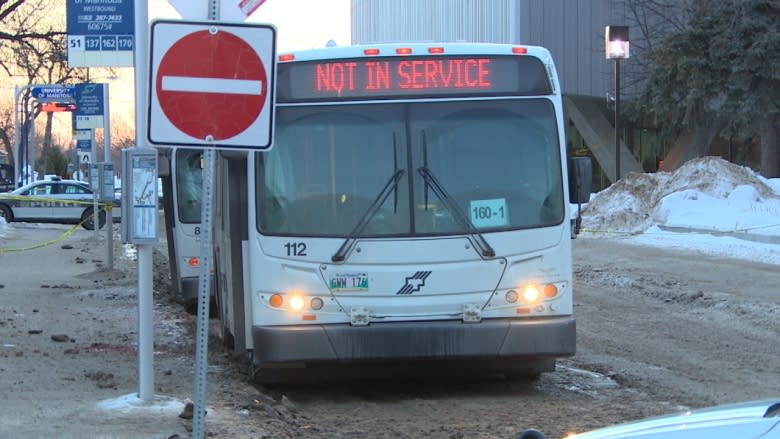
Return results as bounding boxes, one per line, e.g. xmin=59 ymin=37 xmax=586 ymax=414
xmin=148 ymin=20 xmax=276 ymax=150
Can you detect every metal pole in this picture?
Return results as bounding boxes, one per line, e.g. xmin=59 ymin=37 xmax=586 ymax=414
xmin=13 ymin=86 xmax=21 ymax=188
xmin=193 ymin=3 xmax=219 ymax=436
xmin=615 ymin=58 xmax=621 ymax=182
xmin=93 ymin=129 xmax=99 ymax=241
xmin=134 ymin=0 xmax=154 ymax=402
xmin=29 ymin=102 xmax=36 ymax=184
xmin=104 ymin=84 xmax=114 ymax=270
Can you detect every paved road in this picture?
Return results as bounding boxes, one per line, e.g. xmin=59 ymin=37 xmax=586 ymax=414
xmin=572 ymin=236 xmax=780 ymax=405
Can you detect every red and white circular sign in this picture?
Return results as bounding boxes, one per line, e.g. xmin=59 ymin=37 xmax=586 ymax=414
xmin=156 ymin=30 xmax=266 ymax=140
xmin=149 ymin=21 xmax=275 ymax=149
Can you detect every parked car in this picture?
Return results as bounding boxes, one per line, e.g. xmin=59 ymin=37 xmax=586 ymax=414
xmin=0 ymin=178 xmax=120 ymax=230
xmin=516 ymin=398 xmax=780 ymax=439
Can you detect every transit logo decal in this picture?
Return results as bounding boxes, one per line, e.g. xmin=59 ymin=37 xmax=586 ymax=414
xmin=396 ymin=271 xmax=432 ymax=295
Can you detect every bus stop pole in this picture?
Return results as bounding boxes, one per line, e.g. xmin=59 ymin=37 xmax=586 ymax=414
xmin=93 ymin=130 xmax=99 ymax=242
xmin=104 ymin=85 xmax=113 ymax=270
xmin=13 ymin=86 xmax=21 ymax=188
xmin=133 ymin=0 xmax=154 ymax=402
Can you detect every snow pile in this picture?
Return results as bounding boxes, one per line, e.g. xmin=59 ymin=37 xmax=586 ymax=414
xmin=581 ymin=156 xmax=780 ymax=235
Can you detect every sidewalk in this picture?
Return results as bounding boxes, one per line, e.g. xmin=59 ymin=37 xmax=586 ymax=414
xmin=0 ymin=222 xmax=276 ymax=438
xmin=0 ymin=224 xmax=198 ymax=438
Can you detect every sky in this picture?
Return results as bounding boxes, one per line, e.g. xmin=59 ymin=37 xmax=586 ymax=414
xmin=151 ymin=0 xmax=352 ymax=51
xmin=32 ymin=0 xmax=353 ymax=152
xmin=4 ymin=156 xmax=780 ymax=267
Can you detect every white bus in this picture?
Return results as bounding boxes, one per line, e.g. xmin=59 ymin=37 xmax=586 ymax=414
xmin=212 ymin=43 xmax=591 ymax=382
xmin=160 ymin=147 xmax=204 ymax=311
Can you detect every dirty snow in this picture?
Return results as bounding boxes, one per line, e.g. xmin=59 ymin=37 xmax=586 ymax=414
xmin=579 ymin=156 xmax=780 ymax=265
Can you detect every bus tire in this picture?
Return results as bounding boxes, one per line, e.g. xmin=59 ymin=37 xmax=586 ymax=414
xmin=501 ymin=359 xmax=554 ymax=381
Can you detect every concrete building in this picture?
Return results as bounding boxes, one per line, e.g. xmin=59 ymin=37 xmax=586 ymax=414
xmin=350 ymin=0 xmax=678 ymax=184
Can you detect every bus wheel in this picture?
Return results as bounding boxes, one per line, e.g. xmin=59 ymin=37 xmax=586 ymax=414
xmin=501 ymin=359 xmax=554 ymax=381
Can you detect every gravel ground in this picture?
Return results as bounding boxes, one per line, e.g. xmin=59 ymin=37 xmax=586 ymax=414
xmin=1 ymin=221 xmax=778 ymax=439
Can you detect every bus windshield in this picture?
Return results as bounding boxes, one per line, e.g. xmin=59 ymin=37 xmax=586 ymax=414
xmin=257 ymin=98 xmax=563 ymax=237
xmin=175 ymin=149 xmax=203 ymax=224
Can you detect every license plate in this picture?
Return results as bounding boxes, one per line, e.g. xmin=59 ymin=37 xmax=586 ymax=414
xmin=329 ymin=272 xmax=369 ymax=292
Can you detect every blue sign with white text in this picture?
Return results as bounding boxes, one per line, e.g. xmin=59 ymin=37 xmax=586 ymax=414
xmin=75 ymin=83 xmax=104 ymax=117
xmin=66 ymin=0 xmax=134 ymax=35
xmin=31 ymin=85 xmax=75 ymax=102
xmin=66 ymin=0 xmax=134 ymax=67
xmin=77 ymin=139 xmax=92 ymax=151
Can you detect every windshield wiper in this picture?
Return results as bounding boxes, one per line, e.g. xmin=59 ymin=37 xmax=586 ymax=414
xmin=419 ymin=131 xmax=495 ymax=258
xmin=417 ymin=166 xmax=495 ymax=258
xmin=332 ymin=135 xmax=404 ymax=263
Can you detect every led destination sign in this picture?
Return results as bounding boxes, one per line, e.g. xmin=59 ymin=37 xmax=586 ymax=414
xmin=277 ymin=55 xmax=551 ymax=102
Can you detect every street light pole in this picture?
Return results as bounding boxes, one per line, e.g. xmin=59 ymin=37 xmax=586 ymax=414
xmin=614 ymin=57 xmax=621 ymax=181
xmin=605 ymin=25 xmax=630 ymax=184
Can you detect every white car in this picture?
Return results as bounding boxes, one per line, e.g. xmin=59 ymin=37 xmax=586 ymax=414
xmin=517 ymin=398 xmax=780 ymax=439
xmin=0 ymin=178 xmax=120 ymax=230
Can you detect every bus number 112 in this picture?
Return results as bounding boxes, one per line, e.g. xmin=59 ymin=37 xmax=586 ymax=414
xmin=284 ymin=242 xmax=307 ymax=256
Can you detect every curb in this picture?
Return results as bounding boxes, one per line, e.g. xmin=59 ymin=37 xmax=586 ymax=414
xmin=657 ymin=225 xmax=780 ymax=245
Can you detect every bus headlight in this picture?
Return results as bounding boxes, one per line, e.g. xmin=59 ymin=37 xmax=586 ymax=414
xmin=505 ymin=290 xmax=519 ymax=303
xmin=310 ymin=297 xmax=324 ymax=310
xmin=289 ymin=295 xmax=305 ymax=311
xmin=522 ymin=285 xmax=540 ymax=303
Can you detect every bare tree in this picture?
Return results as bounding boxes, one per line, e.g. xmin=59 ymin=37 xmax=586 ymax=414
xmin=0 ymin=99 xmax=13 ymax=166
xmin=1 ymin=0 xmax=89 ymax=179
xmin=617 ymin=0 xmax=693 ymax=100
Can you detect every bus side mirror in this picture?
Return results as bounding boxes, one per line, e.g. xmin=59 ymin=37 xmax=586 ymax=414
xmin=568 ymin=156 xmax=592 ymax=238
xmin=568 ymin=156 xmax=592 ymax=204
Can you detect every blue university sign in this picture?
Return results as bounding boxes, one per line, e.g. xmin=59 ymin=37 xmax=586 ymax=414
xmin=31 ymin=85 xmax=75 ymax=102
xmin=74 ymin=83 xmax=105 ymax=129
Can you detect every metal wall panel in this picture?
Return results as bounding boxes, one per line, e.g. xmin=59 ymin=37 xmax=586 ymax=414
xmin=351 ymin=0 xmax=513 ymax=45
xmin=351 ymin=0 xmax=645 ymax=99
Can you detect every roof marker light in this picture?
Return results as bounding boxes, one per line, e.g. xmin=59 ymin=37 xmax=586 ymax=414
xmin=396 ymin=47 xmax=412 ymax=55
xmin=278 ymin=54 xmax=295 ymax=62
xmin=363 ymin=48 xmax=380 ymax=56
xmin=512 ymin=47 xmax=528 ymax=54
xmin=428 ymin=47 xmax=444 ymax=54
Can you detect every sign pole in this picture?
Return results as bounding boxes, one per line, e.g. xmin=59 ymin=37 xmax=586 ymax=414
xmin=92 ymin=130 xmax=99 ymax=241
xmin=104 ymin=85 xmax=114 ymax=270
xmin=193 ymin=5 xmax=218 ymax=438
xmin=13 ymin=86 xmax=22 ymax=188
xmin=29 ymin=101 xmax=36 ymax=184
xmin=133 ymin=0 xmax=154 ymax=402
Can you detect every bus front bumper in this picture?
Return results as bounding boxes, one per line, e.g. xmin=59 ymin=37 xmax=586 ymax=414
xmin=251 ymin=317 xmax=575 ymax=363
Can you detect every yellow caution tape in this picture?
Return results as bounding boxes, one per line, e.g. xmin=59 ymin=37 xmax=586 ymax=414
xmin=0 ymin=208 xmax=108 ymax=253
xmin=0 ymin=194 xmax=112 ymax=207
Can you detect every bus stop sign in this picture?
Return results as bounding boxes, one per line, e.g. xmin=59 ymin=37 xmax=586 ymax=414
xmin=148 ymin=20 xmax=276 ymax=150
